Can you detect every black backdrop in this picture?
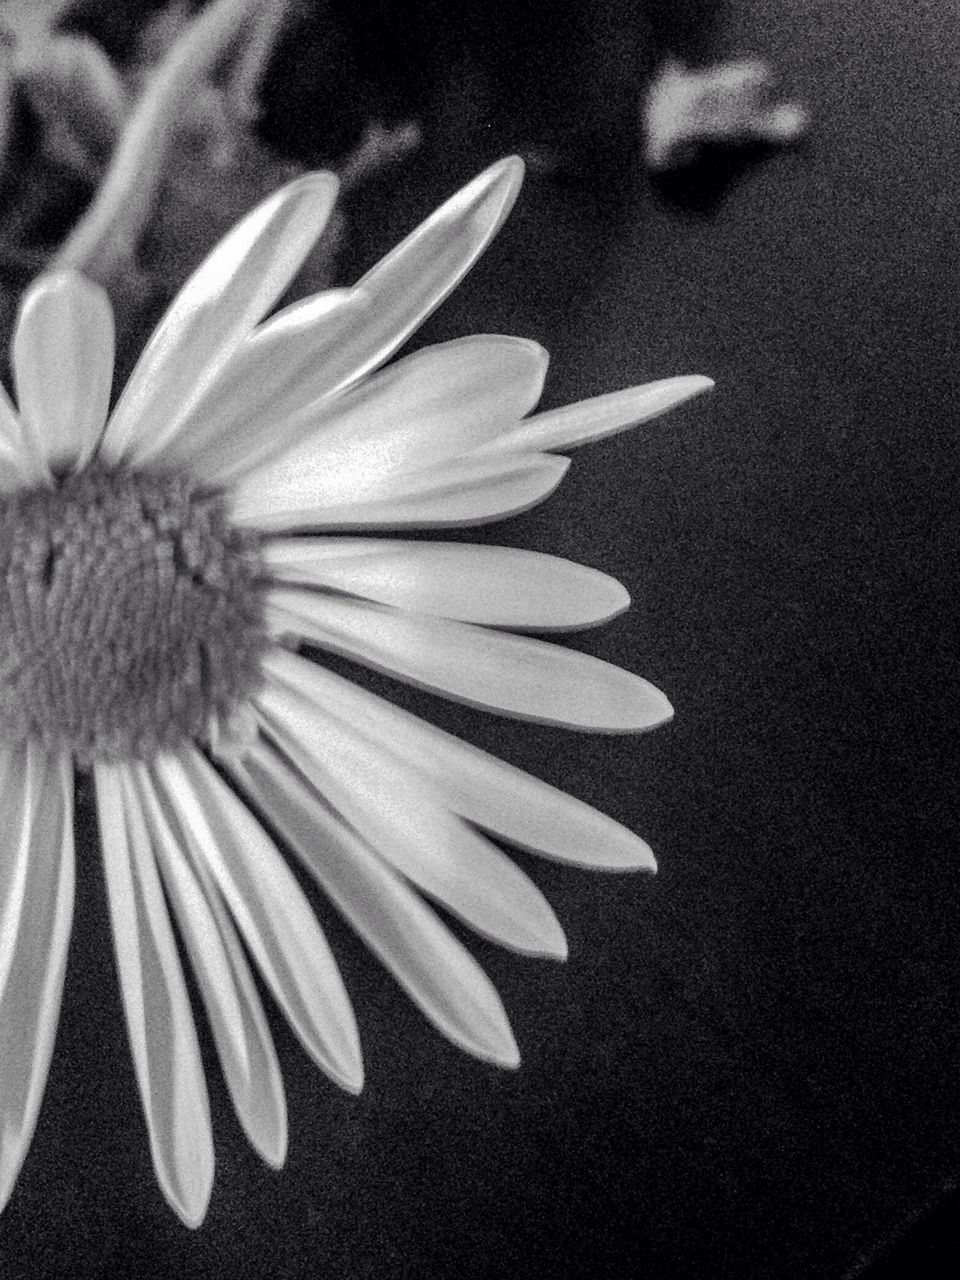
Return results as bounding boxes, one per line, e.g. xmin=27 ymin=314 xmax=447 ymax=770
xmin=2 ymin=1 xmax=959 ymax=1276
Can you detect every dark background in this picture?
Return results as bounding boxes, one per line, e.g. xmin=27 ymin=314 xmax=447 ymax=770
xmin=2 ymin=0 xmax=959 ymax=1276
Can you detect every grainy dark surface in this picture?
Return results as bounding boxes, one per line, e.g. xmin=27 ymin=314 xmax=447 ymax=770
xmin=1 ymin=1 xmax=958 ymax=1277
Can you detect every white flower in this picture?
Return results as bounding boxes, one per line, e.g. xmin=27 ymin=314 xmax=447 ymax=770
xmin=0 ymin=157 xmax=711 ymax=1226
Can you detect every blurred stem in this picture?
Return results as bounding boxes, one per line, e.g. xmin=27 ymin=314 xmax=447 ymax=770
xmin=0 ymin=1 xmax=74 ymax=46
xmin=52 ymin=0 xmax=263 ymax=284
xmin=0 ymin=49 xmax=14 ymax=176
xmin=226 ymin=0 xmax=293 ymax=122
xmin=339 ymin=121 xmax=422 ymax=194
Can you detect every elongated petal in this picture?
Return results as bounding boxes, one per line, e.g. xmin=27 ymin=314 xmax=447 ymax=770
xmin=255 ymin=682 xmax=567 ymax=958
xmin=474 ymin=375 xmax=714 ymax=455
xmin=229 ymin=451 xmax=570 ymax=531
xmin=263 ymin=648 xmax=657 ymax=871
xmin=152 ymin=748 xmax=362 ymax=1093
xmin=0 ymin=440 xmax=29 ymax=492
xmin=151 ymin=289 xmax=363 ymax=484
xmin=0 ymin=383 xmax=47 ymax=489
xmin=227 ymin=742 xmax=520 ymax=1068
xmin=261 ymin=538 xmax=629 ymax=631
xmin=94 ymin=762 xmax=213 ymax=1229
xmin=266 ymin=588 xmax=673 ymax=732
xmin=13 ymin=271 xmax=115 ymax=471
xmin=99 ymin=172 xmax=339 ymax=465
xmin=131 ymin=765 xmax=286 ymax=1169
xmin=0 ymin=746 xmax=74 ymax=1213
xmin=248 ymin=156 xmax=523 ymax=408
xmin=228 ymin=335 xmax=548 ymax=500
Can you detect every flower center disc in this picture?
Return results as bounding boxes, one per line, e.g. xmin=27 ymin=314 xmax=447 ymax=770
xmin=0 ymin=465 xmax=267 ymax=762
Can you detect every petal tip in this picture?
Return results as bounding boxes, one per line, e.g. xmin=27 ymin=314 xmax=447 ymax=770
xmin=618 ymin=682 xmax=674 ymax=734
xmin=629 ymin=837 xmax=658 ymax=873
xmin=260 ymin=1142 xmax=287 ymax=1173
xmin=171 ymin=1186 xmax=211 ymax=1231
xmin=252 ymin=1117 xmax=288 ymax=1171
xmin=688 ymin=374 xmax=715 ymax=395
xmin=337 ymin=1063 xmax=365 ymax=1096
xmin=0 ymin=1158 xmax=22 ymax=1218
xmin=611 ymin=583 xmax=632 ymax=615
xmin=499 ymin=1045 xmax=522 ymax=1071
xmin=291 ymin=170 xmax=341 ymax=234
xmin=591 ymin=832 xmax=659 ymax=873
xmin=469 ymin=155 xmax=525 ymax=229
xmin=293 ymin=168 xmax=340 ymax=203
xmin=536 ymin=913 xmax=569 ymax=961
xmin=551 ymin=932 xmax=570 ymax=963
xmin=491 ymin=154 xmax=526 ymax=190
xmin=489 ymin=1021 xmax=522 ymax=1070
xmin=659 ymin=373 xmax=714 ymax=406
xmin=17 ymin=267 xmax=108 ymax=311
xmin=642 ymin=687 xmax=674 ymax=731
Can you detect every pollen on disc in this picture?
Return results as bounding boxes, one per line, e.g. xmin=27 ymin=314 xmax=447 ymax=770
xmin=0 ymin=464 xmax=269 ymax=762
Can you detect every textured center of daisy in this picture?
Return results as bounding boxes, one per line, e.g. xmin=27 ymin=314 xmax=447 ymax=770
xmin=0 ymin=465 xmax=267 ymax=762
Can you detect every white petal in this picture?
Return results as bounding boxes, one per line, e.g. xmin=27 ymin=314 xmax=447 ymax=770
xmin=261 ymin=538 xmax=629 ymax=631
xmin=148 ymin=288 xmax=363 ymax=484
xmin=226 ymin=334 xmax=548 ymax=498
xmin=229 ymin=450 xmax=570 ymax=532
xmin=0 ymin=442 xmax=29 ymax=492
xmin=151 ymin=748 xmax=362 ymax=1093
xmin=12 ymin=271 xmax=115 ymax=471
xmin=227 ymin=742 xmax=520 ymax=1068
xmin=259 ymin=156 xmax=523 ymax=401
xmin=263 ymin=648 xmax=656 ymax=871
xmin=99 ymin=172 xmax=339 ymax=466
xmin=94 ymin=761 xmax=213 ymax=1229
xmin=172 ymin=156 xmax=523 ymax=486
xmin=255 ymin=680 xmax=567 ymax=958
xmin=131 ymin=764 xmax=286 ymax=1169
xmin=0 ymin=384 xmax=46 ymax=490
xmin=0 ymin=746 xmax=74 ymax=1213
xmin=474 ymin=375 xmax=714 ymax=455
xmin=266 ymin=588 xmax=674 ymax=732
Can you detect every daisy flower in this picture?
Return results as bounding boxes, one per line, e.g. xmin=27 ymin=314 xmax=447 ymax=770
xmin=0 ymin=156 xmax=711 ymax=1226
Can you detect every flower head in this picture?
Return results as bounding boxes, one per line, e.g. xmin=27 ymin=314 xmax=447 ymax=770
xmin=0 ymin=157 xmax=711 ymax=1225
